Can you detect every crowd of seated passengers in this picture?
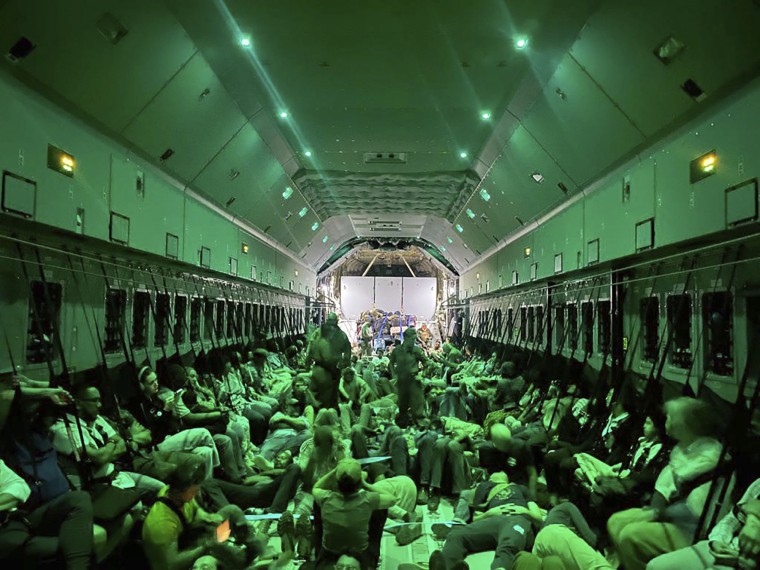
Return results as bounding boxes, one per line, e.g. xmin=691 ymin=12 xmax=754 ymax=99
xmin=2 ymin=326 xmax=760 ymax=570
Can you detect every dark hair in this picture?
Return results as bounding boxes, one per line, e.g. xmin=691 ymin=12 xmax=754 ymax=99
xmin=336 ymin=472 xmax=361 ymax=496
xmin=166 ymin=455 xmax=206 ymax=490
xmin=138 ymin=366 xmax=154 ymax=384
xmin=342 ymin=368 xmax=356 ymax=380
xmin=313 ymin=425 xmax=334 ymax=449
xmin=72 ymin=383 xmax=97 ymax=401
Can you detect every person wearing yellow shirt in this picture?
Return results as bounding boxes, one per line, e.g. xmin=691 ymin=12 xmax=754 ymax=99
xmin=142 ymin=455 xmax=223 ymax=570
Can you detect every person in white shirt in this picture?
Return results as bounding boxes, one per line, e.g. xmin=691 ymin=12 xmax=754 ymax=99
xmin=608 ymin=397 xmax=724 ymax=570
xmin=647 ymin=477 xmax=760 ymax=569
xmin=50 ymin=385 xmax=165 ymax=497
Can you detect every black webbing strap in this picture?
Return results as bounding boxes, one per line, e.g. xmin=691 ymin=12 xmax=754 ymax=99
xmin=188 ymin=276 xmax=219 ymax=352
xmin=161 ymin=271 xmax=199 ymax=361
xmin=545 ymin=275 xmax=606 ymax=431
xmin=688 ymin=246 xmax=742 ymax=398
xmin=532 ymin=276 xmax=598 ymax=419
xmin=145 ymin=268 xmax=182 ymax=363
xmin=20 ymin=245 xmax=92 ymax=488
xmin=97 ymin=258 xmax=142 ymax=378
xmin=694 ymin=292 xmax=760 ymax=539
xmin=646 ymin=256 xmax=698 ymax=389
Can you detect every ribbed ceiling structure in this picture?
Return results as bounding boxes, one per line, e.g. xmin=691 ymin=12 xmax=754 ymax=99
xmin=2 ymin=0 xmax=759 ymax=274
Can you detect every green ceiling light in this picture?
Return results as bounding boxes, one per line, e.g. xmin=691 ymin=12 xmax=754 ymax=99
xmin=466 ymin=208 xmax=476 ymax=219
xmin=311 ymin=222 xmax=319 ymax=231
xmin=447 ymin=236 xmax=453 ymax=244
xmin=298 ymin=207 xmax=308 ymax=218
xmin=329 ymin=245 xmax=335 ymax=251
xmin=282 ymin=186 xmax=293 ymax=200
xmin=455 ymin=224 xmax=464 ymax=233
xmin=481 ymin=112 xmax=491 ymax=120
xmin=304 ymin=151 xmax=312 ymax=157
xmin=322 ymin=235 xmax=329 ymax=243
xmin=240 ymin=37 xmax=251 ymax=47
xmin=279 ymin=111 xmax=288 ymax=119
xmin=480 ymin=188 xmax=491 ymax=202
xmin=531 ymin=172 xmax=545 ymax=183
xmin=515 ymin=36 xmax=529 ymax=50
xmin=440 ymin=245 xmax=447 ymax=252
xmin=459 ymin=151 xmax=468 ymax=159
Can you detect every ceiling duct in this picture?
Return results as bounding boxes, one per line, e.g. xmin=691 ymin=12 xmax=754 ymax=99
xmin=363 ymin=152 xmax=407 ymax=164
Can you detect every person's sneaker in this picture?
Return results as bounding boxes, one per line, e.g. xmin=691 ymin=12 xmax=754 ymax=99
xmin=417 ymin=487 xmax=429 ymax=505
xmin=428 ymin=494 xmax=441 ymax=512
xmin=396 ymin=523 xmax=423 ymax=546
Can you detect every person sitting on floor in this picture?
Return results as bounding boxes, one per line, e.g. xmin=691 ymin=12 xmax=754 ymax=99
xmin=312 ymin=458 xmax=396 ymax=569
xmin=646 ymin=476 xmax=760 ymax=570
xmin=607 ymin=397 xmax=724 ymax=570
xmin=142 ymin=455 xmax=223 ymax=570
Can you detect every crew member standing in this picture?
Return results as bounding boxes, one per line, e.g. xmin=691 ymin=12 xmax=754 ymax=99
xmin=306 ymin=313 xmax=352 ymax=410
xmin=389 ymin=327 xmax=429 ymax=428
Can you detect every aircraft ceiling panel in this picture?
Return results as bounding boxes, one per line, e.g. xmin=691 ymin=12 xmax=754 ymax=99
xmin=480 ymin=125 xmax=575 ymax=231
xmin=0 ymin=0 xmax=197 ymax=133
xmin=569 ymin=0 xmax=760 ymax=138
xmin=122 ymin=52 xmax=247 ymax=183
xmin=450 ymin=211 xmax=496 ymax=257
xmin=192 ymin=123 xmax=282 ymax=216
xmin=419 ymin=219 xmax=468 ymax=272
xmin=522 ymin=54 xmax=646 ymax=187
xmin=299 ymin=215 xmax=361 ymax=268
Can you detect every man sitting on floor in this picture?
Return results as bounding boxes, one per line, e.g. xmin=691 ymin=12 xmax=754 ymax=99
xmin=142 ymin=455 xmax=222 ymax=570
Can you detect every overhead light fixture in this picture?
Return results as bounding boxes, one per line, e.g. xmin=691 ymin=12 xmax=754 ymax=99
xmin=459 ymin=151 xmax=468 ymax=158
xmin=241 ymin=243 xmax=249 ymax=254
xmin=311 ymin=222 xmax=319 ymax=231
xmin=531 ymin=172 xmax=545 ymax=183
xmin=455 ymin=224 xmax=464 ymax=233
xmin=240 ymin=37 xmax=251 ymax=47
xmin=441 ymin=245 xmax=447 ymax=252
xmin=329 ymin=245 xmax=336 ymax=251
xmin=304 ymin=151 xmax=312 ymax=157
xmin=60 ymin=155 xmax=75 ymax=173
xmin=524 ymin=246 xmax=532 ymax=258
xmin=476 ymin=273 xmax=480 ymax=280
xmin=294 ymin=270 xmax=299 ymax=277
xmin=322 ymin=235 xmax=329 ymax=243
xmin=515 ymin=36 xmax=529 ymax=50
xmin=690 ymin=150 xmax=718 ymax=183
xmin=479 ymin=189 xmax=491 ymax=202
xmin=282 ymin=186 xmax=293 ymax=200
xmin=279 ymin=111 xmax=288 ymax=118
xmin=700 ymin=154 xmax=716 ymax=172
xmin=447 ymin=236 xmax=453 ymax=244
xmin=298 ymin=207 xmax=308 ymax=218
xmin=47 ymin=145 xmax=76 ymax=177
xmin=466 ymin=208 xmax=476 ymax=219
xmin=481 ymin=112 xmax=491 ymax=120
